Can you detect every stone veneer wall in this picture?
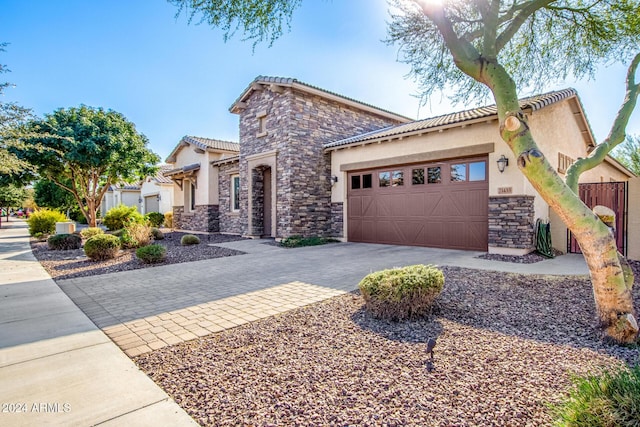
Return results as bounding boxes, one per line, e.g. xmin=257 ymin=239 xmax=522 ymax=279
xmin=218 ymin=162 xmax=243 ymax=235
xmin=488 ymin=196 xmax=535 ymax=250
xmin=173 ymin=205 xmax=219 ymax=232
xmin=238 ymin=85 xmax=403 ymax=238
xmin=330 ymin=202 xmax=344 ymax=238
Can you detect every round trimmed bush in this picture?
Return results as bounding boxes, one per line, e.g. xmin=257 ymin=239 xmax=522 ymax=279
xmin=84 ymin=234 xmax=121 ymax=261
xmin=358 ymin=264 xmax=444 ymax=320
xmin=145 ymin=212 xmax=165 ymax=228
xmin=47 ymin=233 xmax=82 ymax=250
xmin=136 ymin=244 xmax=167 ymax=264
xmin=80 ymin=227 xmax=104 ymax=239
xmin=103 ymin=205 xmax=144 ymax=231
xmin=180 ymin=234 xmax=200 ymax=245
xmin=27 ymin=209 xmax=67 ymax=236
xmin=150 ymin=227 xmax=164 ymax=240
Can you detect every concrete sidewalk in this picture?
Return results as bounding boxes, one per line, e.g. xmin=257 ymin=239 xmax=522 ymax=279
xmin=0 ymin=220 xmax=196 ymax=426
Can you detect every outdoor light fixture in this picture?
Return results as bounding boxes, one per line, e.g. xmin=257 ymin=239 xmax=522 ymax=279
xmin=156 ymin=194 xmax=161 ymax=202
xmin=138 ymin=197 xmax=143 ymax=203
xmin=497 ymin=155 xmax=509 ymax=173
xmin=330 ymin=175 xmax=339 ymax=184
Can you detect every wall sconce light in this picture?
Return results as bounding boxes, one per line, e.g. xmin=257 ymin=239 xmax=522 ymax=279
xmin=330 ymin=176 xmax=339 ymax=184
xmin=138 ymin=197 xmax=143 ymax=203
xmin=156 ymin=194 xmax=161 ymax=202
xmin=497 ymin=155 xmax=509 ymax=173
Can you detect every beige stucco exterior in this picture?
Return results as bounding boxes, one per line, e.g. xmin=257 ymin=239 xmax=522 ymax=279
xmin=140 ymin=179 xmax=173 ymax=214
xmin=627 ymin=177 xmax=640 ymax=261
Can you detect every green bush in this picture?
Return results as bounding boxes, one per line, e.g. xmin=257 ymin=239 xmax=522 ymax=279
xmin=84 ymin=234 xmax=121 ymax=261
xmin=164 ymin=211 xmax=173 ymax=229
xmin=358 ymin=264 xmax=445 ymax=320
xmin=280 ymin=235 xmax=340 ymax=248
xmin=136 ymin=244 xmax=167 ymax=264
xmin=551 ymin=365 xmax=640 ymax=426
xmin=27 ymin=209 xmax=67 ymax=236
xmin=150 ymin=227 xmax=164 ymax=240
xmin=180 ymin=234 xmax=200 ymax=245
xmin=103 ymin=205 xmax=144 ymax=231
xmin=119 ymin=220 xmax=152 ymax=249
xmin=80 ymin=227 xmax=104 ymax=239
xmin=108 ymin=229 xmax=125 ymax=238
xmin=47 ymin=233 xmax=82 ymax=250
xmin=145 ymin=212 xmax=165 ymax=228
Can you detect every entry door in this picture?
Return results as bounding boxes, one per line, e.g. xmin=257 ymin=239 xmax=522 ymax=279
xmin=263 ymin=168 xmax=272 ymax=237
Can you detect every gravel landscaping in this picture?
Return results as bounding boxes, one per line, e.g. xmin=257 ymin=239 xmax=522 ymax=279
xmin=135 ymin=265 xmax=640 ymax=426
xmin=31 ymin=231 xmax=246 ymax=280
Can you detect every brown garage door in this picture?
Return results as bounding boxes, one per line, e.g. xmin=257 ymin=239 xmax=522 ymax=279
xmin=347 ymin=157 xmax=488 ymax=251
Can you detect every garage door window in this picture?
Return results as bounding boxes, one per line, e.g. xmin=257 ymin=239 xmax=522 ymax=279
xmin=428 ymin=166 xmax=442 ymax=184
xmin=392 ymin=171 xmax=404 ymax=186
xmin=351 ymin=173 xmax=373 ymax=190
xmin=451 ymin=161 xmax=487 ymax=182
xmin=451 ymin=164 xmax=466 ymax=182
xmin=379 ymin=172 xmax=391 ymax=187
xmin=469 ymin=161 xmax=486 ymax=181
xmin=351 ymin=175 xmax=361 ymax=190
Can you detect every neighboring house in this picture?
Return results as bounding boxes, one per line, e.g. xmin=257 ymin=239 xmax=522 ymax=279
xmin=140 ymin=164 xmax=174 ymax=215
xmin=100 ymin=182 xmax=142 ymax=217
xmin=165 ymin=76 xmax=636 ymax=257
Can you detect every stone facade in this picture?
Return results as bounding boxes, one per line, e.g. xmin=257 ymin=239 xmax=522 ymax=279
xmin=488 ymin=196 xmax=535 ymax=250
xmin=330 ymin=202 xmax=344 ymax=238
xmin=217 ymin=162 xmax=243 ymax=234
xmin=237 ymin=85 xmax=402 ymax=238
xmin=173 ymin=204 xmax=219 ymax=233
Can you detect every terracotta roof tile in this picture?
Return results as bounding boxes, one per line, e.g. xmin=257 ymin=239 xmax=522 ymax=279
xmin=324 ymin=88 xmax=577 ymax=149
xmin=183 ymin=136 xmax=240 ymax=153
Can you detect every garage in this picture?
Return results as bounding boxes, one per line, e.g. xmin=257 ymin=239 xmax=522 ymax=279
xmin=347 ymin=156 xmax=488 ymax=251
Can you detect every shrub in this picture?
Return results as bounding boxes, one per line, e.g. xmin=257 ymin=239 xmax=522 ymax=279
xmin=84 ymin=234 xmax=121 ymax=261
xmin=80 ymin=227 xmax=104 ymax=239
xmin=358 ymin=264 xmax=445 ymax=320
xmin=103 ymin=204 xmax=144 ymax=231
xmin=150 ymin=227 xmax=164 ymax=240
xmin=551 ymin=365 xmax=640 ymax=426
xmin=180 ymin=234 xmax=200 ymax=245
xmin=120 ymin=220 xmax=152 ymax=249
xmin=136 ymin=244 xmax=167 ymax=264
xmin=27 ymin=209 xmax=67 ymax=236
xmin=280 ymin=235 xmax=340 ymax=248
xmin=145 ymin=212 xmax=165 ymax=228
xmin=164 ymin=211 xmax=173 ymax=229
xmin=47 ymin=233 xmax=82 ymax=250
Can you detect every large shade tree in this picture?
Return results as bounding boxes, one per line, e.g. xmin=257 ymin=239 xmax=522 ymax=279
xmin=17 ymin=106 xmax=159 ymax=227
xmin=170 ymin=0 xmax=640 ymax=343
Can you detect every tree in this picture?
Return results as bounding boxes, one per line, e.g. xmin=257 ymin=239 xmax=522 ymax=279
xmin=169 ymin=0 xmax=640 ymax=343
xmin=33 ymin=178 xmax=83 ymax=221
xmin=17 ymin=106 xmax=159 ymax=227
xmin=0 ymin=180 xmax=28 ymax=228
xmin=613 ymin=135 xmax=640 ymax=176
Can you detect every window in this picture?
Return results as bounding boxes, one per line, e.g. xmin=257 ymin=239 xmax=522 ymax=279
xmin=185 ymin=180 xmax=196 ymax=212
xmin=351 ymin=175 xmax=361 ymax=190
xmin=451 ymin=164 xmax=466 ymax=182
xmin=379 ymin=171 xmax=391 ymax=187
xmin=469 ymin=161 xmax=486 ymax=181
xmin=412 ymin=168 xmax=424 ymax=185
xmin=362 ymin=174 xmax=372 ymax=189
xmin=232 ymin=175 xmax=240 ymax=211
xmin=427 ymin=167 xmax=442 ymax=184
xmin=392 ymin=170 xmax=404 ymax=186
xmin=256 ymin=110 xmax=268 ymax=137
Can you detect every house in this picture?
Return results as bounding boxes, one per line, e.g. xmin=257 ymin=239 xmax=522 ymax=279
xmin=140 ymin=164 xmax=174 ymax=215
xmin=165 ymin=76 xmax=637 ymax=257
xmin=100 ymin=182 xmax=142 ymax=218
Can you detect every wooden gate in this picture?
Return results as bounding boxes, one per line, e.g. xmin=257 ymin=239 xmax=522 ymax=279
xmin=569 ymin=182 xmax=627 ymax=255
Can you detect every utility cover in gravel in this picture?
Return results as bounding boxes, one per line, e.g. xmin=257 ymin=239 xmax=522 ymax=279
xmin=135 ymin=266 xmax=640 ymax=426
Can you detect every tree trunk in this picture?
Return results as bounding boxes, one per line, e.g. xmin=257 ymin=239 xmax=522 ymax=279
xmin=86 ymin=198 xmax=97 ymax=228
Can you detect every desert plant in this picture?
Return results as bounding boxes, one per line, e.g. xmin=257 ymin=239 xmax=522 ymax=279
xmin=145 ymin=211 xmax=165 ymax=228
xmin=358 ymin=264 xmax=445 ymax=320
xmin=103 ymin=204 xmax=144 ymax=231
xmin=26 ymin=209 xmax=68 ymax=236
xmin=136 ymin=244 xmax=167 ymax=264
xmin=120 ymin=220 xmax=152 ymax=249
xmin=164 ymin=211 xmax=173 ymax=229
xmin=280 ymin=235 xmax=339 ymax=248
xmin=180 ymin=234 xmax=200 ymax=245
xmin=80 ymin=227 xmax=104 ymax=239
xmin=47 ymin=233 xmax=82 ymax=250
xmin=551 ymin=364 xmax=640 ymax=426
xmin=84 ymin=234 xmax=121 ymax=261
xmin=150 ymin=227 xmax=164 ymax=240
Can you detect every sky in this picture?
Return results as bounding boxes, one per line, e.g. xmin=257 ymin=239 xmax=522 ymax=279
xmin=2 ymin=0 xmax=638 ymax=162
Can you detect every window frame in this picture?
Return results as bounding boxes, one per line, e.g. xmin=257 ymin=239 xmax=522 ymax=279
xmin=231 ymin=174 xmax=241 ymax=212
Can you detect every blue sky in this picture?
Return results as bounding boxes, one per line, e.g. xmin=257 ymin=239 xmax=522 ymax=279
xmin=2 ymin=0 xmax=638 ymax=162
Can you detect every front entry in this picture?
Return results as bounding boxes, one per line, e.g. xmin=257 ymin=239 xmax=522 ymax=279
xmin=263 ymin=168 xmax=272 ymax=237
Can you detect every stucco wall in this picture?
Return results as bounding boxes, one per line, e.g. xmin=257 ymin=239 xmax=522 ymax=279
xmin=140 ymin=181 xmax=173 ymax=214
xmin=170 ymin=145 xmax=229 ymax=208
xmin=628 ymin=177 xmax=640 ymax=261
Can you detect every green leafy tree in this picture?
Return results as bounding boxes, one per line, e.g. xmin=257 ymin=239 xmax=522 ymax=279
xmin=17 ymin=106 xmax=159 ymax=227
xmin=33 ymin=178 xmax=83 ymax=220
xmin=0 ymin=180 xmax=27 ymax=228
xmin=613 ymin=135 xmax=640 ymax=176
xmin=169 ymin=0 xmax=640 ymax=343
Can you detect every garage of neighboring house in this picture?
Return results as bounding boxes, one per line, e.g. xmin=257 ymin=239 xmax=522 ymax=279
xmin=347 ymin=157 xmax=489 ymax=250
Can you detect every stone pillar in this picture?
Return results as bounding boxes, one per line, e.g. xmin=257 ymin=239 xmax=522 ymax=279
xmin=488 ymin=195 xmax=535 ymax=255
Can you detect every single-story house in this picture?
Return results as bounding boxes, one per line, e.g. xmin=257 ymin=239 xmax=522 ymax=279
xmin=140 ymin=164 xmax=174 ymax=215
xmin=165 ymin=76 xmax=638 ymax=258
xmin=100 ymin=182 xmax=142 ymax=217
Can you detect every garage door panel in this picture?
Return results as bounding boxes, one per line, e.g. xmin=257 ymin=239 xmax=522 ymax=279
xmin=347 ymin=157 xmax=488 ymax=251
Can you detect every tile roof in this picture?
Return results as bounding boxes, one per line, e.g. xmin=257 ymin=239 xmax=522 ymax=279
xmin=324 ymin=88 xmax=578 ymax=149
xmin=182 ymin=135 xmax=240 ymax=153
xmin=151 ymin=164 xmax=174 ymax=184
xmin=211 ymin=155 xmax=240 ymax=166
xmin=230 ymin=76 xmax=412 ymax=123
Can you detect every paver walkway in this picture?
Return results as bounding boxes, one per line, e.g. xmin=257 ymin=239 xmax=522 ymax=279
xmin=0 ymin=220 xmax=196 ymax=426
xmin=57 ymin=237 xmax=589 ymax=357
